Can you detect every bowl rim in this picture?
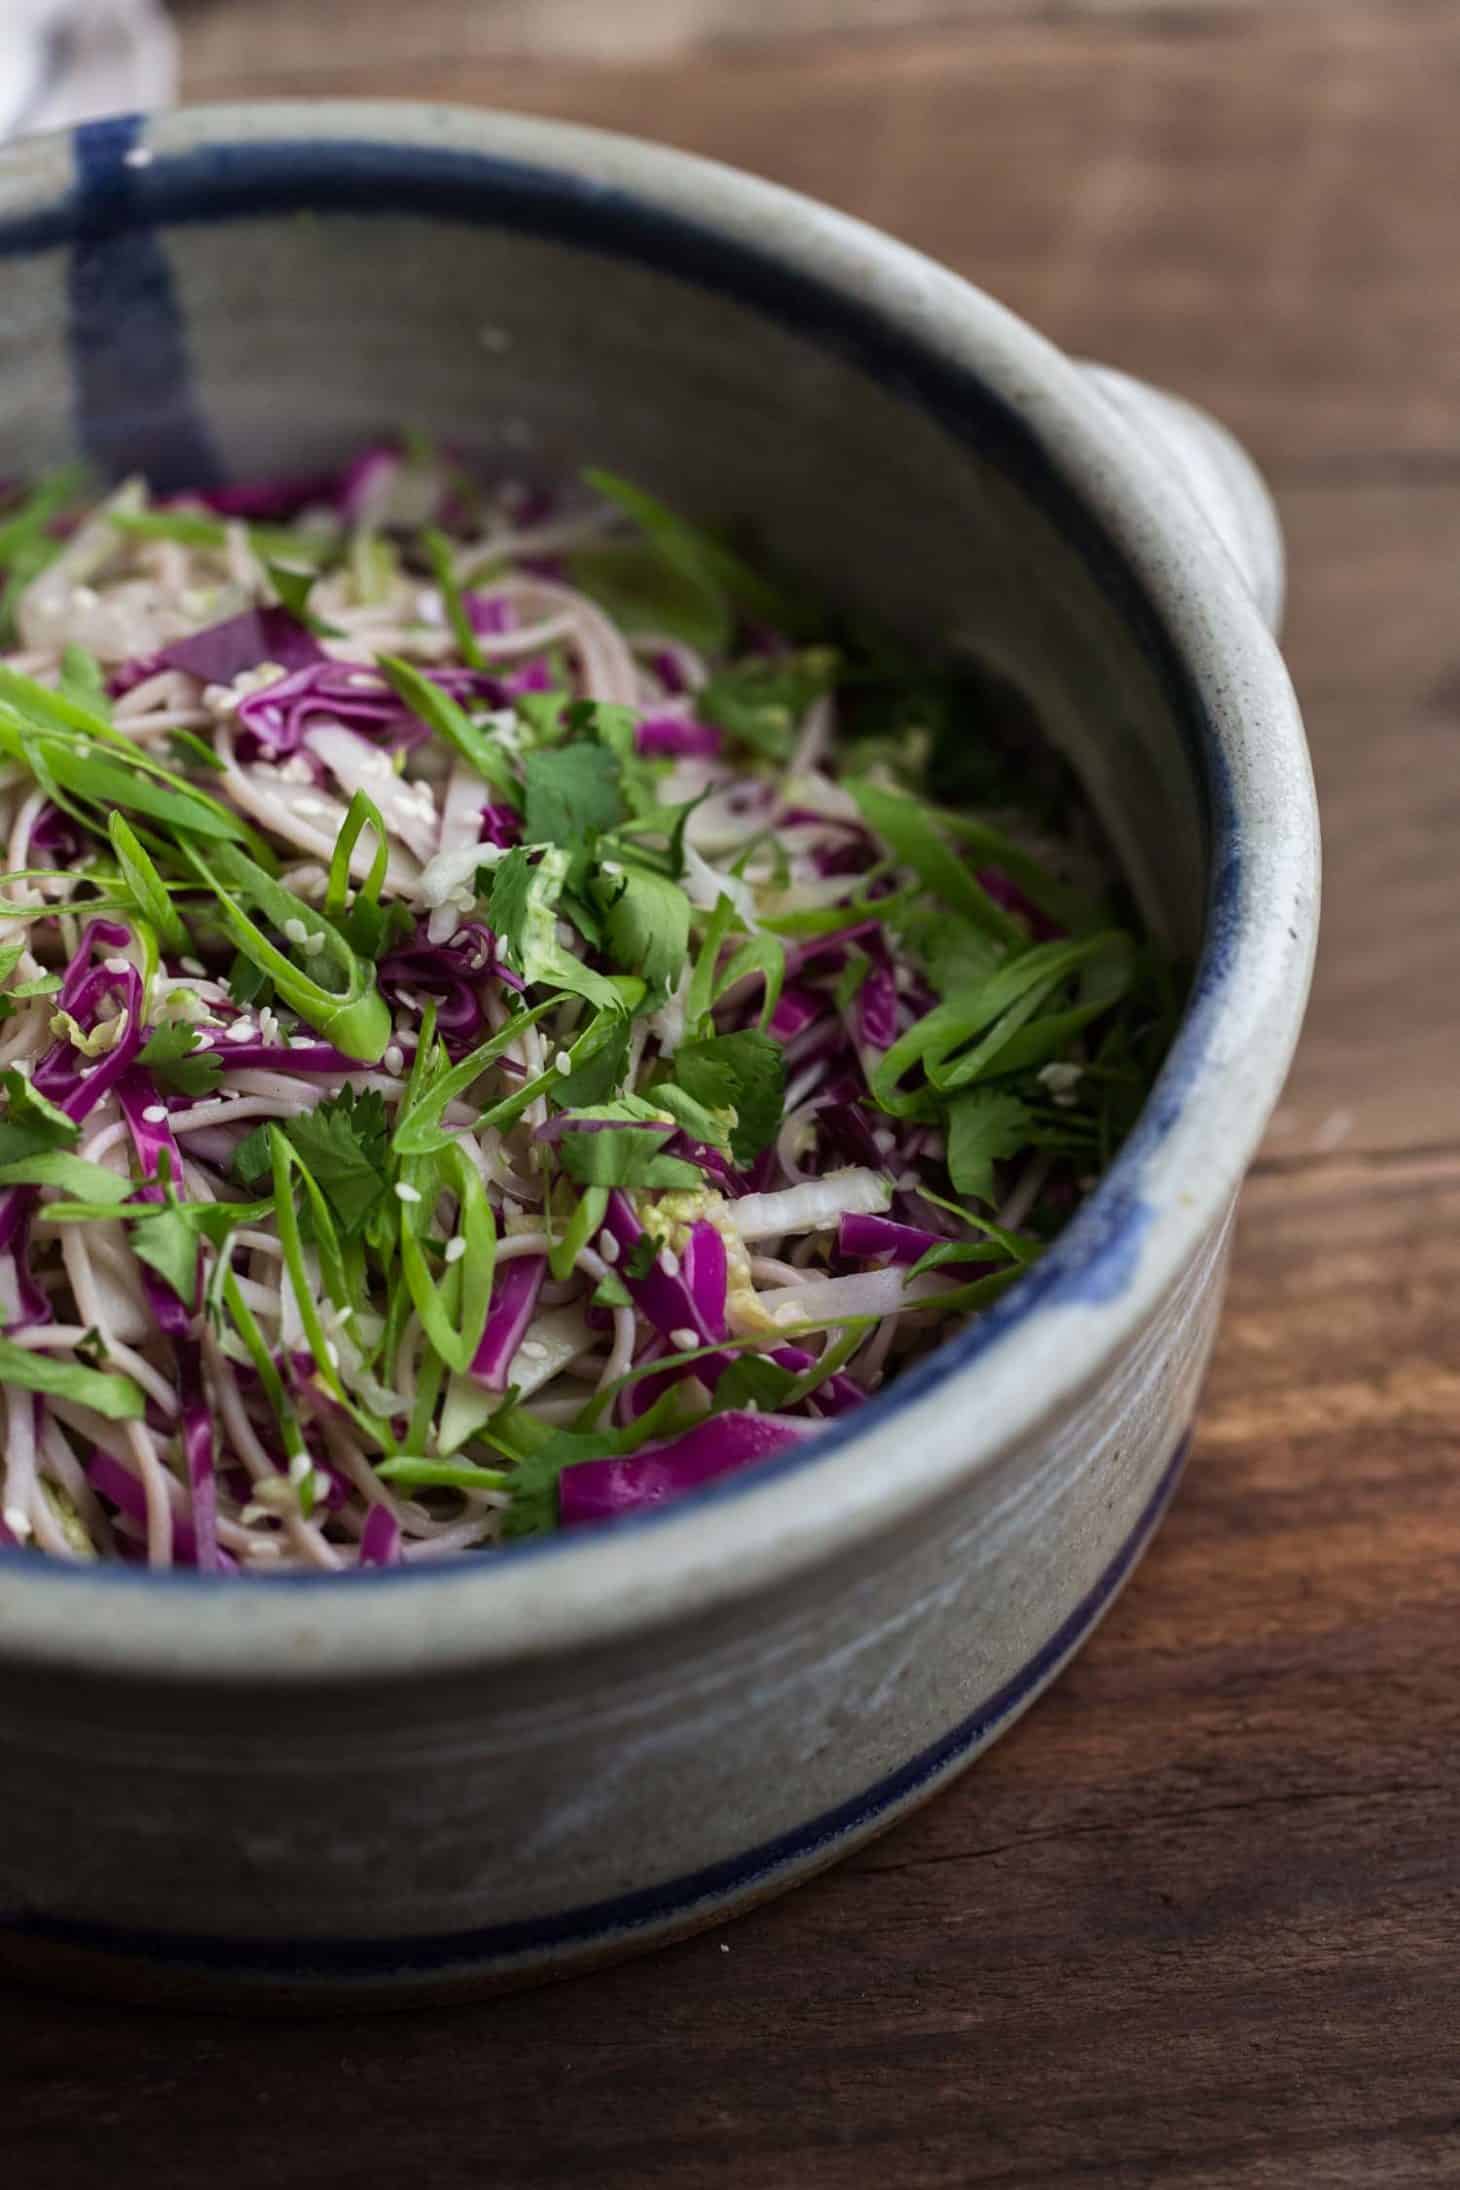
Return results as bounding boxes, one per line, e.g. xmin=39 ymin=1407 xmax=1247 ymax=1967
xmin=0 ymin=100 xmax=1318 ymax=1681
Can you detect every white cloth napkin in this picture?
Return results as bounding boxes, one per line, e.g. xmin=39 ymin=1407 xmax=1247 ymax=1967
xmin=0 ymin=0 xmax=176 ymax=141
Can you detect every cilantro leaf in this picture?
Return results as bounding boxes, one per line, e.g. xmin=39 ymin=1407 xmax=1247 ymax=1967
xmin=235 ymin=1085 xmax=392 ymax=1243
xmin=945 ymin=1090 xmax=1032 ymax=1203
xmin=596 ymin=864 xmax=691 ymax=1003
xmin=522 ymin=741 xmax=624 ymax=849
xmin=2 ymin=1067 xmax=78 ymax=1149
xmin=650 ymin=1080 xmax=732 ymax=1150
xmin=895 ymin=901 xmax=1004 ymax=999
xmin=487 ymin=846 xmax=625 ymax=1014
xmin=129 ymin=1202 xmax=200 ymax=1304
xmin=556 ymin=1124 xmax=701 ymax=1190
xmin=673 ymin=1030 xmax=786 ymax=1166
xmin=592 ymin=1268 xmax=634 ymax=1310
xmin=138 ymin=1021 xmax=224 ymax=1099
xmin=553 ymin=1015 xmax=632 ymax=1108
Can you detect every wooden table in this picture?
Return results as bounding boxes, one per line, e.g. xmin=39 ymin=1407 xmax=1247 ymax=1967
xmin=13 ymin=5 xmax=1460 ymax=2184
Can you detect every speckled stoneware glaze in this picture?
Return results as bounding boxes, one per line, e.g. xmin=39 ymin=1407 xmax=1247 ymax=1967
xmin=0 ymin=103 xmax=1318 ymax=2004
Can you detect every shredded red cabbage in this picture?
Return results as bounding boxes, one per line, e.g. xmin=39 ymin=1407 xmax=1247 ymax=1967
xmin=558 ymin=1410 xmax=816 ymax=1523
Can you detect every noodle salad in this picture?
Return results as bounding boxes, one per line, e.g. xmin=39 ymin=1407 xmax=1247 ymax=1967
xmin=0 ymin=446 xmax=1177 ymax=1572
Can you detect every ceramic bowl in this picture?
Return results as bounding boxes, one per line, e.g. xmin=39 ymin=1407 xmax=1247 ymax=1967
xmin=0 ymin=103 xmax=1317 ymax=2003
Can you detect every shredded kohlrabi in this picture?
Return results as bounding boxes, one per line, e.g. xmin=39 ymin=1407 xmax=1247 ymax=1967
xmin=0 ymin=444 xmax=1178 ymax=1571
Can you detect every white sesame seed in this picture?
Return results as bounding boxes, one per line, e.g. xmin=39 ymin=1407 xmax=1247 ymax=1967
xmin=874 ymin=1128 xmax=896 ymax=1155
xmin=600 ymin=859 xmax=622 ymax=877
xmin=774 ymin=1304 xmax=803 ymax=1327
xmin=444 ymin=1236 xmax=467 ymax=1265
xmin=554 ymin=1050 xmax=572 ymax=1077
xmin=325 ymin=1341 xmax=340 ymax=1367
xmin=394 ymin=1182 xmax=422 ymax=1205
xmin=123 ymin=145 xmax=153 ymax=169
xmin=288 ymin=1452 xmax=312 ymax=1485
xmin=669 ymin=1327 xmax=700 ymax=1351
xmin=9 ymin=1059 xmax=30 ymax=1079
xmin=518 ymin=1339 xmax=546 ymax=1361
xmin=288 ymin=1035 xmax=315 ymax=1050
xmin=225 ymin=1020 xmax=255 ymax=1044
xmin=383 ymin=1044 xmax=405 ymax=1076
xmin=896 ymin=1170 xmax=921 ymax=1192
xmin=141 ymin=1104 xmax=168 ymax=1125
xmin=295 ymin=797 xmax=326 ymax=818
xmin=301 ymin=932 xmax=326 ymax=956
xmin=179 ymin=957 xmax=205 ymax=976
xmin=3 ymin=1504 xmax=31 ymax=1539
xmin=658 ymin=1247 xmax=680 ymax=1279
xmin=597 ymin=1231 xmax=620 ymax=1263
xmin=283 ymin=917 xmax=309 ymax=946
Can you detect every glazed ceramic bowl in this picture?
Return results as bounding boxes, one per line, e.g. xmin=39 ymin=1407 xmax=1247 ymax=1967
xmin=0 ymin=103 xmax=1317 ymax=2003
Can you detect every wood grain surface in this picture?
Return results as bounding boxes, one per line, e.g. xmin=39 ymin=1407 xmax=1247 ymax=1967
xmin=12 ymin=5 xmax=1460 ymax=2186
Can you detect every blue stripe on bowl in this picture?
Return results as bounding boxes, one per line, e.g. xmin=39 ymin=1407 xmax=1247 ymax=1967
xmin=68 ymin=115 xmax=222 ymax=491
xmin=1 ymin=1434 xmax=1189 ymax=1983
xmin=0 ymin=125 xmax=1234 ymax=1586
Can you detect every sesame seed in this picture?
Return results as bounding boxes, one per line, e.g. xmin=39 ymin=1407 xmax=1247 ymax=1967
xmin=289 ymin=1035 xmax=315 ymax=1050
xmin=225 ymin=1020 xmax=255 ymax=1044
xmin=122 ymin=145 xmax=153 ymax=169
xmin=104 ymin=955 xmax=130 ymax=975
xmin=658 ymin=1247 xmax=680 ymax=1279
xmin=295 ymin=797 xmax=326 ymax=818
xmin=3 ymin=1505 xmax=31 ymax=1539
xmin=774 ymin=1303 xmax=803 ymax=1327
xmin=301 ymin=933 xmax=326 ymax=956
xmin=283 ymin=917 xmax=309 ymax=946
xmin=444 ymin=1236 xmax=467 ymax=1265
xmin=669 ymin=1327 xmax=700 ymax=1351
xmin=597 ymin=1231 xmax=620 ymax=1263
xmin=896 ymin=1170 xmax=921 ymax=1192
xmin=141 ymin=1104 xmax=168 ymax=1125
xmin=600 ymin=859 xmax=622 ymax=877
xmin=394 ymin=1182 xmax=422 ymax=1205
xmin=554 ymin=1050 xmax=572 ymax=1077
xmin=383 ymin=1044 xmax=405 ymax=1076
xmin=518 ymin=1339 xmax=546 ymax=1361
xmin=179 ymin=957 xmax=206 ymax=976
xmin=874 ymin=1128 xmax=896 ymax=1155
xmin=288 ymin=1452 xmax=312 ymax=1485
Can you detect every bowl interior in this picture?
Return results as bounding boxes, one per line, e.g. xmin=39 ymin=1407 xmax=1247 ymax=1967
xmin=0 ymin=115 xmax=1211 ymax=955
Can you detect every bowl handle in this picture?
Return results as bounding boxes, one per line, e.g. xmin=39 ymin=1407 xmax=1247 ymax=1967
xmin=1079 ymin=364 xmax=1284 ymax=634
